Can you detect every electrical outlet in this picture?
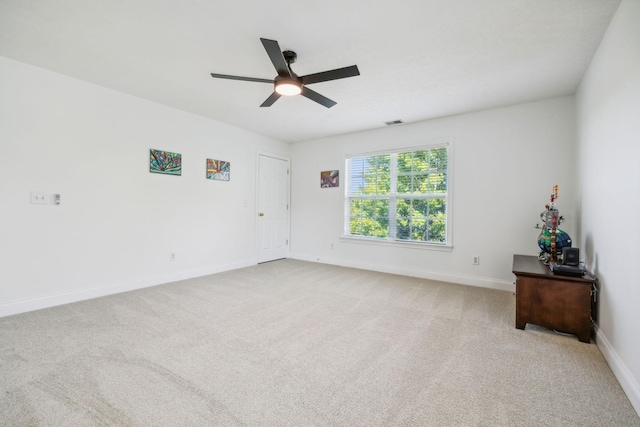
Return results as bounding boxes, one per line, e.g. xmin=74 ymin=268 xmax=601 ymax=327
xmin=31 ymin=191 xmax=48 ymax=204
xmin=472 ymin=255 xmax=480 ymax=265
xmin=330 ymin=243 xmax=334 ymax=250
xmin=169 ymin=252 xmax=176 ymax=262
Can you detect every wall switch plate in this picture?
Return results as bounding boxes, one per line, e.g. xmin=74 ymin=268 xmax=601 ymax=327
xmin=31 ymin=191 xmax=48 ymax=204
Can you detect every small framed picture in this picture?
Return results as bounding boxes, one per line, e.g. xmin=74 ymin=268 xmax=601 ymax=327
xmin=150 ymin=149 xmax=182 ymax=176
xmin=207 ymin=159 xmax=230 ymax=181
xmin=321 ymin=170 xmax=339 ymax=188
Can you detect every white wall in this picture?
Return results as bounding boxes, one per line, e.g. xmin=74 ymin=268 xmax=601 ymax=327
xmin=290 ymin=96 xmax=577 ymax=291
xmin=0 ymin=56 xmax=289 ymax=316
xmin=576 ymin=0 xmax=640 ymax=413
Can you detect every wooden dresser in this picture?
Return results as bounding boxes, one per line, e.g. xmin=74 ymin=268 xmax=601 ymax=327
xmin=512 ymin=254 xmax=595 ymax=343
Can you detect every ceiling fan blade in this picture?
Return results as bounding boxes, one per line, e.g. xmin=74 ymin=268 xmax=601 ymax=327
xmin=301 ymin=86 xmax=337 ymax=108
xmin=260 ymin=92 xmax=281 ymax=107
xmin=300 ymin=65 xmax=360 ymax=85
xmin=210 ymin=73 xmax=273 ymax=84
xmin=260 ymin=38 xmax=291 ymax=78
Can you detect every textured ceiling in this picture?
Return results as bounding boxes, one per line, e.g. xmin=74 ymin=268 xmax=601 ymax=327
xmin=0 ymin=0 xmax=621 ymax=143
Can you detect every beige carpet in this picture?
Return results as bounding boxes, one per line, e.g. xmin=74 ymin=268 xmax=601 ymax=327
xmin=1 ymin=259 xmax=638 ymax=426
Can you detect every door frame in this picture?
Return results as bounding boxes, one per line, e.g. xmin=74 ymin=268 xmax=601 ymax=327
xmin=256 ymin=151 xmax=291 ymax=263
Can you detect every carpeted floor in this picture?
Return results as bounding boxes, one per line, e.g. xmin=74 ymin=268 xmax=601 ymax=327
xmin=1 ymin=259 xmax=639 ymax=426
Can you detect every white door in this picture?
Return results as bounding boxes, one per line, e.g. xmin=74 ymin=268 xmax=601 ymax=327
xmin=258 ymin=154 xmax=290 ymax=263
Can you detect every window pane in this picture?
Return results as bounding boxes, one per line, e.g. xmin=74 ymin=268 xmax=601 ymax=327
xmin=350 ymin=199 xmax=362 ymax=217
xmin=349 ymin=157 xmax=365 ymax=174
xmin=350 ymin=183 xmax=363 ymax=197
xmin=411 ymin=198 xmax=429 ymax=217
xmin=412 ymin=219 xmax=427 ymax=241
xmin=412 ymin=150 xmax=430 ymax=172
xmin=376 ymin=199 xmax=389 ymax=217
xmin=377 ymin=174 xmax=391 ymax=194
xmin=348 ymin=157 xmax=365 ymax=196
xmin=396 ymin=217 xmax=410 ymax=240
xmin=397 ymin=152 xmax=413 ymax=173
xmin=397 ymin=198 xmax=412 ymax=217
xmin=428 ymin=198 xmax=446 ymax=218
xmin=429 ymin=148 xmax=447 ymax=171
xmin=375 ymin=155 xmax=391 ymax=172
xmin=349 ymin=173 xmax=366 ymax=196
xmin=363 ymin=157 xmax=377 ymax=175
xmin=413 ymin=174 xmax=428 ymax=194
xmin=427 ymin=219 xmax=446 ymax=243
xmin=363 ymin=174 xmax=377 ymax=195
xmin=362 ymin=218 xmax=378 ymax=236
xmin=374 ymin=217 xmax=389 ymax=238
xmin=397 ymin=175 xmax=412 ymax=193
xmin=362 ymin=199 xmax=375 ymax=217
xmin=396 ymin=197 xmax=412 ymax=241
xmin=363 ymin=155 xmax=387 ymax=173
xmin=350 ymin=218 xmax=361 ymax=235
xmin=429 ymin=173 xmax=446 ymax=193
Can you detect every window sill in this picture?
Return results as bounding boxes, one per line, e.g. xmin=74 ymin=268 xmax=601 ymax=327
xmin=340 ymin=235 xmax=453 ymax=251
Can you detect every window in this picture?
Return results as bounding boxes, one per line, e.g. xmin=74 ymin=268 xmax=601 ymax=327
xmin=344 ymin=142 xmax=450 ymax=245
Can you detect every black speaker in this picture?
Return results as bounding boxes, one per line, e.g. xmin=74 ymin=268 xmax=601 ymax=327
xmin=562 ymin=247 xmax=580 ymax=266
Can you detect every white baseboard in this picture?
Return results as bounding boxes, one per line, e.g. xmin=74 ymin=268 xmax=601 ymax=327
xmin=0 ymin=259 xmax=256 ymax=318
xmin=595 ymin=325 xmax=640 ymax=416
xmin=289 ymin=253 xmax=515 ymax=292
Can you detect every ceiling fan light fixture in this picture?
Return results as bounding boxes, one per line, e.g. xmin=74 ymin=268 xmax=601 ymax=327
xmin=275 ymin=80 xmax=302 ymax=96
xmin=210 ymin=38 xmax=359 ymax=108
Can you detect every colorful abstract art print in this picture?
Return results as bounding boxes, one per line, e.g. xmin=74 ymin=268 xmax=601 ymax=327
xmin=150 ymin=149 xmax=182 ymax=176
xmin=207 ymin=159 xmax=230 ymax=181
xmin=321 ymin=170 xmax=339 ymax=188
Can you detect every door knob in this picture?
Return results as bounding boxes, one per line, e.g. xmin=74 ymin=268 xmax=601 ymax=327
xmin=259 ymin=212 xmax=264 ymax=216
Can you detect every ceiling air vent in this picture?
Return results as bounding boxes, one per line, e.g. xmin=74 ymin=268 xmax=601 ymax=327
xmin=385 ymin=120 xmax=403 ymax=126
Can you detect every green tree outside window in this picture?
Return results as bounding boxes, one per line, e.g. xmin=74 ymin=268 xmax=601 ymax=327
xmin=345 ymin=146 xmax=448 ymax=244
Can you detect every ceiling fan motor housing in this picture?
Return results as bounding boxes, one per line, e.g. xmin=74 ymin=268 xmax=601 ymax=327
xmin=283 ymin=50 xmax=297 ymax=64
xmin=276 ymin=50 xmax=301 ymax=95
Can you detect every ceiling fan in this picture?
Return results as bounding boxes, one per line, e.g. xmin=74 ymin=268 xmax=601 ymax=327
xmin=210 ymin=38 xmax=360 ymax=108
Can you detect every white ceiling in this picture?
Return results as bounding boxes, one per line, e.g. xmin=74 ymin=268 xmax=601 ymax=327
xmin=0 ymin=0 xmax=621 ymax=143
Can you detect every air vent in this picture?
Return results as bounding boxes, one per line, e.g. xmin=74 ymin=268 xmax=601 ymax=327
xmin=385 ymin=120 xmax=404 ymax=126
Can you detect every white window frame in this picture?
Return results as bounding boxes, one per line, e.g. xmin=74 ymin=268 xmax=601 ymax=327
xmin=341 ymin=138 xmax=453 ymax=250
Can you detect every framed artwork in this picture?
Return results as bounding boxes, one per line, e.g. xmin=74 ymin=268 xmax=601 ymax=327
xmin=150 ymin=149 xmax=182 ymax=176
xmin=321 ymin=170 xmax=339 ymax=188
xmin=207 ymin=159 xmax=230 ymax=181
